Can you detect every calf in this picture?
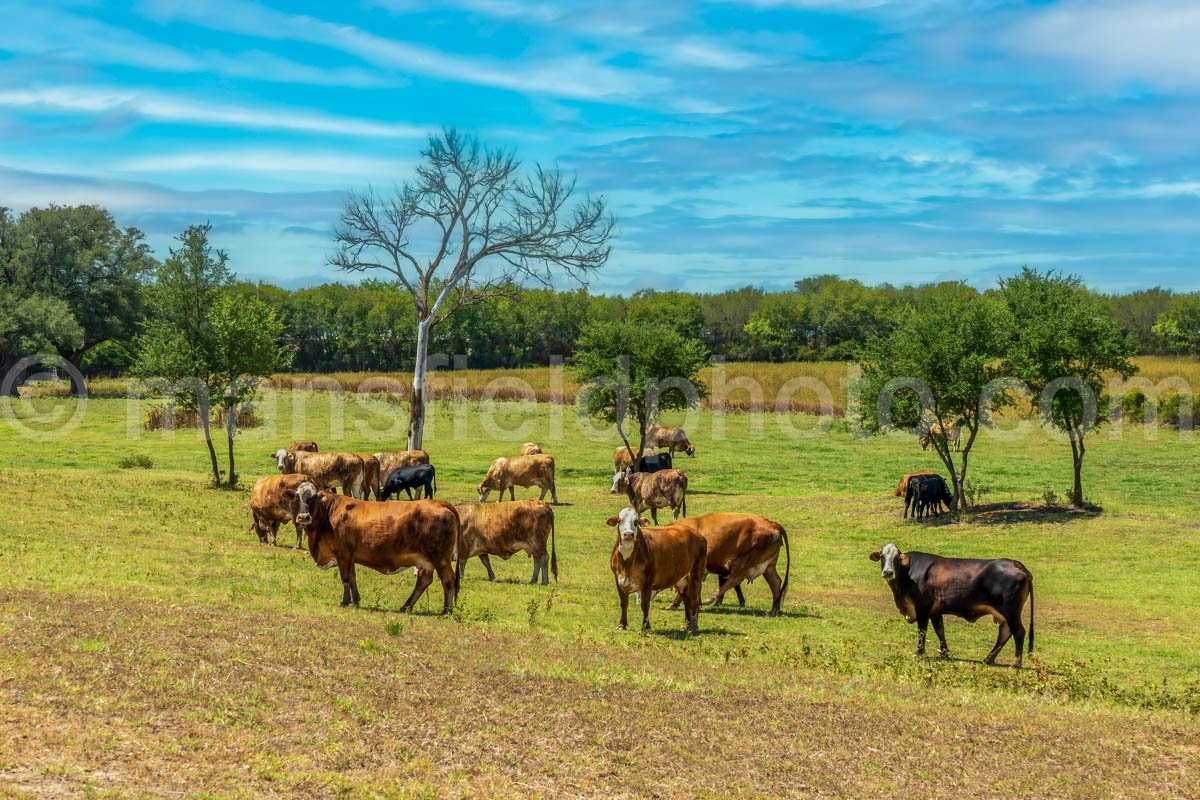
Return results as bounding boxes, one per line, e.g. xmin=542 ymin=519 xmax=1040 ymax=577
xmin=519 ymin=442 xmax=543 ymax=456
xmin=613 ymin=445 xmax=656 ymax=471
xmin=381 ymin=464 xmax=437 ymax=501
xmin=477 ymin=454 xmax=558 ymax=504
xmin=454 ymin=500 xmax=556 ymax=585
xmin=667 ymin=513 xmax=790 ymax=615
xmin=612 ymin=467 xmax=687 ymax=524
xmin=608 ymin=507 xmax=707 ymax=632
xmin=647 ymin=425 xmax=696 ymax=457
xmin=248 ymin=473 xmax=311 ymax=548
xmin=374 ymin=450 xmax=430 ymax=480
xmin=292 ymin=482 xmax=459 ymax=613
xmin=869 ymin=543 xmax=1034 ymax=667
xmin=273 ymin=449 xmax=364 ymax=497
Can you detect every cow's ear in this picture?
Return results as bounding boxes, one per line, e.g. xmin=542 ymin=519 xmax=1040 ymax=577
xmin=898 ymin=553 xmax=910 ymax=568
xmin=869 ymin=551 xmax=881 ymax=562
xmin=605 ymin=516 xmax=619 ymax=527
xmin=638 ymin=517 xmax=651 ymax=527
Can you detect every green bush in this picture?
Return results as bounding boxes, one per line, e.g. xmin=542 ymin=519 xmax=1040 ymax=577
xmin=118 ymin=454 xmax=154 ymax=469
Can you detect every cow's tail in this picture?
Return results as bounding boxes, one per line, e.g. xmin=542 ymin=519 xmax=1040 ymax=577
xmin=1027 ymin=574 xmax=1035 ymax=654
xmin=447 ymin=503 xmax=461 ymax=597
xmin=550 ymin=513 xmax=558 ymax=582
xmin=779 ymin=524 xmax=790 ymax=604
xmin=432 ymin=469 xmax=438 ymax=498
xmin=681 ymin=487 xmax=687 ymax=519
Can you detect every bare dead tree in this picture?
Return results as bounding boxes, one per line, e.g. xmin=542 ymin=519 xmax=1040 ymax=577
xmin=331 ymin=129 xmax=614 ymax=449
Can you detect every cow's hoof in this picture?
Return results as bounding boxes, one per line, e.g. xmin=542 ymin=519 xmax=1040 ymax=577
xmin=768 ymin=609 xmax=781 ymax=617
xmin=939 ymin=649 xmax=950 ymax=658
xmin=617 ymin=623 xmax=627 ymax=630
xmin=915 ymin=649 xmax=926 ymax=657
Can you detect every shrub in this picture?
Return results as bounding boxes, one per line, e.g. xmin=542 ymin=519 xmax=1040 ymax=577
xmin=118 ymin=454 xmax=154 ymax=469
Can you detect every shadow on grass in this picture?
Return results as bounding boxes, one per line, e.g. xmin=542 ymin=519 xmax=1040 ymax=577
xmin=646 ymin=625 xmax=747 ymax=640
xmin=701 ymin=604 xmax=824 ymax=620
xmin=687 ymin=490 xmax=738 ymax=496
xmin=967 ymin=501 xmax=1102 ymax=526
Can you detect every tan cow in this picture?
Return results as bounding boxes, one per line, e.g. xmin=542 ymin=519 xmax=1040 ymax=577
xmin=292 ymin=483 xmax=460 ymax=613
xmin=608 ymin=507 xmax=707 ymax=632
xmin=894 ymin=471 xmax=937 ymax=497
xmin=613 ymin=445 xmax=656 ymax=471
xmin=612 ymin=467 xmax=687 ymax=524
xmin=375 ymin=450 xmax=430 ymax=482
xmin=248 ymin=473 xmax=311 ymax=548
xmin=646 ymin=425 xmax=696 ymax=457
xmin=354 ymin=453 xmax=382 ymax=500
xmin=477 ymin=455 xmax=558 ymax=504
xmin=273 ymin=449 xmax=364 ymax=497
xmin=667 ymin=513 xmax=790 ymax=615
xmin=519 ymin=442 xmax=543 ymax=456
xmin=920 ymin=421 xmax=963 ymax=452
xmin=288 ymin=441 xmax=319 ymax=453
xmin=454 ymin=500 xmax=557 ymax=584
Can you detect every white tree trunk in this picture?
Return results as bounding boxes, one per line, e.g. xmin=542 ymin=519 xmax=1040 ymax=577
xmin=409 ymin=317 xmax=432 ymax=450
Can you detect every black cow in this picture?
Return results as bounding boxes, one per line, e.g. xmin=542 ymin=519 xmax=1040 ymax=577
xmin=380 ymin=464 xmax=437 ymax=500
xmin=869 ymin=543 xmax=1034 ymax=667
xmin=634 ymin=452 xmax=673 ymax=473
xmin=905 ymin=474 xmax=952 ymax=520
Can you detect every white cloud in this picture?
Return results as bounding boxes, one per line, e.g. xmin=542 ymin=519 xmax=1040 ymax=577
xmin=115 ymin=149 xmax=413 ymax=181
xmin=0 ymin=86 xmax=426 ymax=138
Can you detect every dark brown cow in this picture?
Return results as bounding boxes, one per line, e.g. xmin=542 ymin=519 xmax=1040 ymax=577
xmin=646 ymin=425 xmax=695 ymax=457
xmin=375 ymin=449 xmax=430 ymax=480
xmin=477 ymin=455 xmax=558 ymax=504
xmin=292 ymin=483 xmax=459 ymax=613
xmin=454 ymin=500 xmax=556 ymax=584
xmin=667 ymin=513 xmax=790 ymax=615
xmin=608 ymin=507 xmax=706 ymax=632
xmin=612 ymin=468 xmax=687 ymax=524
xmin=273 ymin=450 xmax=364 ymax=497
xmin=869 ymin=543 xmax=1035 ymax=667
xmin=248 ymin=473 xmax=311 ymax=548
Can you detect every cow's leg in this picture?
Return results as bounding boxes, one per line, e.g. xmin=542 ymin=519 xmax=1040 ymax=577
xmin=337 ymin=561 xmax=358 ymax=607
xmin=650 ymin=507 xmax=659 ymax=525
xmin=617 ymin=586 xmax=629 ymax=630
xmin=916 ymin=615 xmax=929 ymax=655
xmin=294 ymin=523 xmax=304 ymax=549
xmin=436 ymin=563 xmax=457 ymax=614
xmin=477 ymin=554 xmax=496 ymax=580
xmin=984 ymin=621 xmax=1013 ymax=665
xmin=508 ymin=486 xmax=515 ymax=501
xmin=404 ymin=487 xmax=414 ymax=500
xmin=550 ymin=481 xmax=558 ymax=505
xmin=763 ymin=563 xmax=784 ymax=616
xmin=640 ymin=588 xmax=652 ymax=630
xmin=267 ymin=521 xmax=278 ymax=547
xmin=705 ymin=569 xmax=744 ymax=607
xmin=931 ymin=614 xmax=949 ymax=657
xmin=533 ymin=552 xmax=550 ymax=585
xmin=401 ymin=568 xmax=435 ymax=612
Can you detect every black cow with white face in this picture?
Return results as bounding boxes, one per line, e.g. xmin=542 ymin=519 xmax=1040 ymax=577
xmin=869 ymin=543 xmax=1035 ymax=668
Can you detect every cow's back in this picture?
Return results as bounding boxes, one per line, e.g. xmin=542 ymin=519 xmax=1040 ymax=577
xmin=455 ymin=500 xmax=549 ymax=556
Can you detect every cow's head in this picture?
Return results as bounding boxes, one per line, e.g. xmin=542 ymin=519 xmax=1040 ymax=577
xmin=869 ymin=543 xmax=908 ymax=581
xmin=292 ymin=481 xmax=320 ymax=527
xmin=477 ymin=476 xmax=497 ymax=502
xmin=273 ymin=448 xmax=297 ymax=472
xmin=606 ymin=507 xmax=649 ymax=558
xmin=684 ymin=444 xmax=695 ymax=458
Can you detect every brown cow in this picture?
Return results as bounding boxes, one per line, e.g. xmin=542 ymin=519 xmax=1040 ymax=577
xmin=613 ymin=444 xmax=656 ymax=471
xmin=612 ymin=467 xmax=687 ymax=524
xmin=608 ymin=507 xmax=706 ymax=632
xmin=477 ymin=455 xmax=558 ymax=504
xmin=288 ymin=441 xmax=319 ymax=453
xmin=248 ymin=473 xmax=311 ymax=548
xmin=375 ymin=450 xmax=430 ymax=481
xmin=519 ymin=442 xmax=543 ymax=456
xmin=273 ymin=449 xmax=364 ymax=497
xmin=454 ymin=500 xmax=557 ymax=585
xmin=354 ymin=453 xmax=382 ymax=500
xmin=870 ymin=543 xmax=1034 ymax=667
xmin=292 ymin=483 xmax=460 ymax=613
xmin=894 ymin=471 xmax=937 ymax=497
xmin=646 ymin=425 xmax=695 ymax=457
xmin=667 ymin=513 xmax=790 ymax=615
xmin=920 ymin=421 xmax=963 ymax=452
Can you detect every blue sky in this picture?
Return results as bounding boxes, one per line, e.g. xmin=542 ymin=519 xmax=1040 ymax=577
xmin=2 ymin=0 xmax=1199 ymax=294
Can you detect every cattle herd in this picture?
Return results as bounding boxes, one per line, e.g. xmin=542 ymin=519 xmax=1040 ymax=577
xmin=248 ymin=426 xmax=1035 ymax=668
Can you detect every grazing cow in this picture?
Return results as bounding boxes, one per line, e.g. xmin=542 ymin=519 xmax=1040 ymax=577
xmin=894 ymin=471 xmax=937 ymax=497
xmin=381 ymin=464 xmax=437 ymax=501
xmin=454 ymin=500 xmax=556 ymax=585
xmin=273 ymin=449 xmax=364 ymax=497
xmin=667 ymin=513 xmax=790 ymax=615
xmin=612 ymin=467 xmax=688 ymax=524
xmin=869 ymin=543 xmax=1034 ymax=667
xmin=477 ymin=455 xmax=558 ymax=504
xmin=519 ymin=442 xmax=543 ymax=456
xmin=291 ymin=482 xmax=459 ymax=613
xmin=613 ymin=445 xmax=656 ymax=471
xmin=288 ymin=441 xmax=319 ymax=453
xmin=248 ymin=473 xmax=311 ymax=548
xmin=646 ymin=425 xmax=696 ymax=457
xmin=608 ymin=507 xmax=707 ymax=632
xmin=920 ymin=421 xmax=963 ymax=452
xmin=905 ymin=474 xmax=953 ymax=520
xmin=374 ymin=450 xmax=430 ymax=481
xmin=354 ymin=453 xmax=382 ymax=500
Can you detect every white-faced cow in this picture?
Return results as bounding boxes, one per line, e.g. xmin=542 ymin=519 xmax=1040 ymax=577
xmin=607 ymin=507 xmax=706 ymax=633
xmin=611 ymin=467 xmax=687 ymax=524
xmin=454 ymin=500 xmax=556 ymax=585
xmin=869 ymin=543 xmax=1034 ymax=667
xmin=292 ymin=482 xmax=460 ymax=613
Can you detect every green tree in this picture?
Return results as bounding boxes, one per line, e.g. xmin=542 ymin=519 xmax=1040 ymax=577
xmin=134 ymin=224 xmax=285 ymax=488
xmin=573 ymin=320 xmax=708 ymax=461
xmin=1000 ymin=268 xmax=1137 ymax=507
xmin=856 ymin=283 xmax=1010 ymax=510
xmin=1151 ymin=293 xmax=1200 ymax=355
xmin=1108 ymin=287 xmax=1173 ymax=354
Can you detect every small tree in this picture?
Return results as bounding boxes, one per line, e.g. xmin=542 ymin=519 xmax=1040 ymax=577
xmin=573 ymin=320 xmax=708 ymax=462
xmin=856 ymin=284 xmax=1010 ymax=511
xmin=1000 ymin=268 xmax=1137 ymax=507
xmin=1151 ymin=293 xmax=1200 ymax=355
xmin=332 ymin=129 xmax=614 ymax=450
xmin=134 ymin=224 xmax=285 ymax=488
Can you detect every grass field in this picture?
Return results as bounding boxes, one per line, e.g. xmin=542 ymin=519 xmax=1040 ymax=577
xmin=2 ymin=383 xmax=1199 ymax=798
